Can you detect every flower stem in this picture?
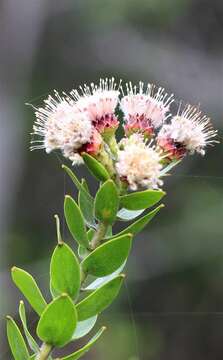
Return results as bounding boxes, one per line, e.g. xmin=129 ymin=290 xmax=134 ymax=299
xmin=90 ymin=222 xmax=107 ymax=250
xmin=38 ymin=343 xmax=52 ymax=360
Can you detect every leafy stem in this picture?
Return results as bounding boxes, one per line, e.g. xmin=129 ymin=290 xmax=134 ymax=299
xmin=37 ymin=343 xmax=52 ymax=360
xmin=90 ymin=222 xmax=108 ymax=250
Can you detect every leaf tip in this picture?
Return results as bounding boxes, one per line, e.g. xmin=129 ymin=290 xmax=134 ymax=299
xmin=19 ymin=300 xmax=24 ymax=305
xmin=6 ymin=315 xmax=12 ymax=321
xmin=61 ymin=292 xmax=68 ymax=298
xmin=65 ymin=194 xmax=72 ymax=200
xmin=11 ymin=266 xmax=17 ymax=273
xmin=160 ymin=203 xmax=165 ymax=208
xmin=120 ymin=273 xmax=126 ymax=279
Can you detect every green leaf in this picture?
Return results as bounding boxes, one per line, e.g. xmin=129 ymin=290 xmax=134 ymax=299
xmin=50 ymin=280 xmax=61 ymax=299
xmin=113 ymin=204 xmax=164 ymax=238
xmin=37 ymin=294 xmax=77 ymax=347
xmin=117 ymin=208 xmax=144 ymax=221
xmin=61 ymin=327 xmax=106 ymax=360
xmin=11 ymin=267 xmax=47 ymax=316
xmin=77 ymin=228 xmax=96 ymax=259
xmin=76 ymin=275 xmax=124 ymax=321
xmin=82 ymin=153 xmax=110 ymax=182
xmin=64 ymin=195 xmax=89 ymax=248
xmin=120 ymin=189 xmax=165 ymax=210
xmin=50 ymin=243 xmax=81 ymax=299
xmin=6 ymin=316 xmax=29 ymax=360
xmin=87 ymin=228 xmax=95 ymax=241
xmin=72 ymin=315 xmax=98 ymax=340
xmin=84 ymin=263 xmax=126 ymax=291
xmin=62 ymin=165 xmax=94 ymax=217
xmin=62 ymin=165 xmax=93 ymax=202
xmin=19 ymin=301 xmax=39 ymax=353
xmin=78 ymin=245 xmax=90 ymax=260
xmin=81 ymin=234 xmax=132 ymax=277
xmin=94 ymin=180 xmax=119 ymax=224
xmin=78 ymin=179 xmax=96 ymax=228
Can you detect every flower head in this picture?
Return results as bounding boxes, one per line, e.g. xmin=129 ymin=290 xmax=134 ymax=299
xmin=157 ymin=105 xmax=218 ymax=160
xmin=31 ymin=91 xmax=100 ymax=164
xmin=70 ymin=78 xmax=120 ymax=136
xmin=116 ymin=134 xmax=163 ymax=190
xmin=120 ymin=82 xmax=174 ymax=138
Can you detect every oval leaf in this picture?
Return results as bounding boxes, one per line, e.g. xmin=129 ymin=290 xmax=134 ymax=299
xmin=37 ymin=294 xmax=77 ymax=347
xmin=61 ymin=327 xmax=106 ymax=360
xmin=94 ymin=180 xmax=119 ymax=224
xmin=50 ymin=243 xmax=81 ymax=299
xmin=64 ymin=195 xmax=89 ymax=248
xmin=50 ymin=280 xmax=61 ymax=299
xmin=7 ymin=316 xmax=29 ymax=360
xmin=72 ymin=315 xmax=98 ymax=340
xmin=76 ymin=275 xmax=124 ymax=321
xmin=11 ymin=267 xmax=47 ymax=316
xmin=82 ymin=234 xmax=132 ymax=277
xmin=120 ymin=189 xmax=165 ymax=210
xmin=19 ymin=301 xmax=39 ymax=353
xmin=82 ymin=153 xmax=110 ymax=181
xmin=114 ymin=204 xmax=164 ymax=238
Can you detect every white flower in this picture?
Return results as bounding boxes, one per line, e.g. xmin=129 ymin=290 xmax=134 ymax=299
xmin=70 ymin=78 xmax=120 ymax=133
xmin=31 ymin=91 xmax=93 ymax=163
xmin=116 ymin=134 xmax=163 ymax=190
xmin=157 ymin=105 xmax=218 ymax=156
xmin=120 ymin=82 xmax=174 ymax=133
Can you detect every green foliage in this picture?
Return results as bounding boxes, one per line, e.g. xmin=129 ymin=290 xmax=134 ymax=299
xmin=82 ymin=152 xmax=110 ymax=181
xmin=114 ymin=204 xmax=164 ymax=237
xmin=7 ymin=316 xmax=30 ymax=360
xmin=94 ymin=180 xmax=119 ymax=224
xmin=78 ymin=245 xmax=90 ymax=260
xmin=11 ymin=267 xmax=47 ymax=316
xmin=76 ymin=275 xmax=124 ymax=321
xmin=62 ymin=165 xmax=94 ymax=217
xmin=7 ymin=163 xmax=164 ymax=359
xmin=19 ymin=301 xmax=39 ymax=353
xmin=72 ymin=315 xmax=98 ymax=340
xmin=37 ymin=294 xmax=77 ymax=347
xmin=61 ymin=327 xmax=106 ymax=359
xmin=78 ymin=179 xmax=96 ymax=228
xmin=64 ymin=195 xmax=89 ymax=248
xmin=82 ymin=234 xmax=132 ymax=277
xmin=120 ymin=189 xmax=165 ymax=210
xmin=50 ymin=243 xmax=81 ymax=299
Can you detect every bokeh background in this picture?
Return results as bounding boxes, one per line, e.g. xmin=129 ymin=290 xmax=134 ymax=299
xmin=1 ymin=0 xmax=223 ymax=359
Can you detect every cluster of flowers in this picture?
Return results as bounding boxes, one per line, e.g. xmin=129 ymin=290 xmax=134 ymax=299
xmin=31 ymin=78 xmax=217 ymax=191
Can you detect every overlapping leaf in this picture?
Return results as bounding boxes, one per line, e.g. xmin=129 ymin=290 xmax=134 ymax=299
xmin=11 ymin=267 xmax=47 ymax=316
xmin=120 ymin=189 xmax=165 ymax=210
xmin=37 ymin=294 xmax=77 ymax=347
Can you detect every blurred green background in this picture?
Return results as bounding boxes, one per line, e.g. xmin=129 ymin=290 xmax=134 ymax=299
xmin=1 ymin=0 xmax=223 ymax=359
